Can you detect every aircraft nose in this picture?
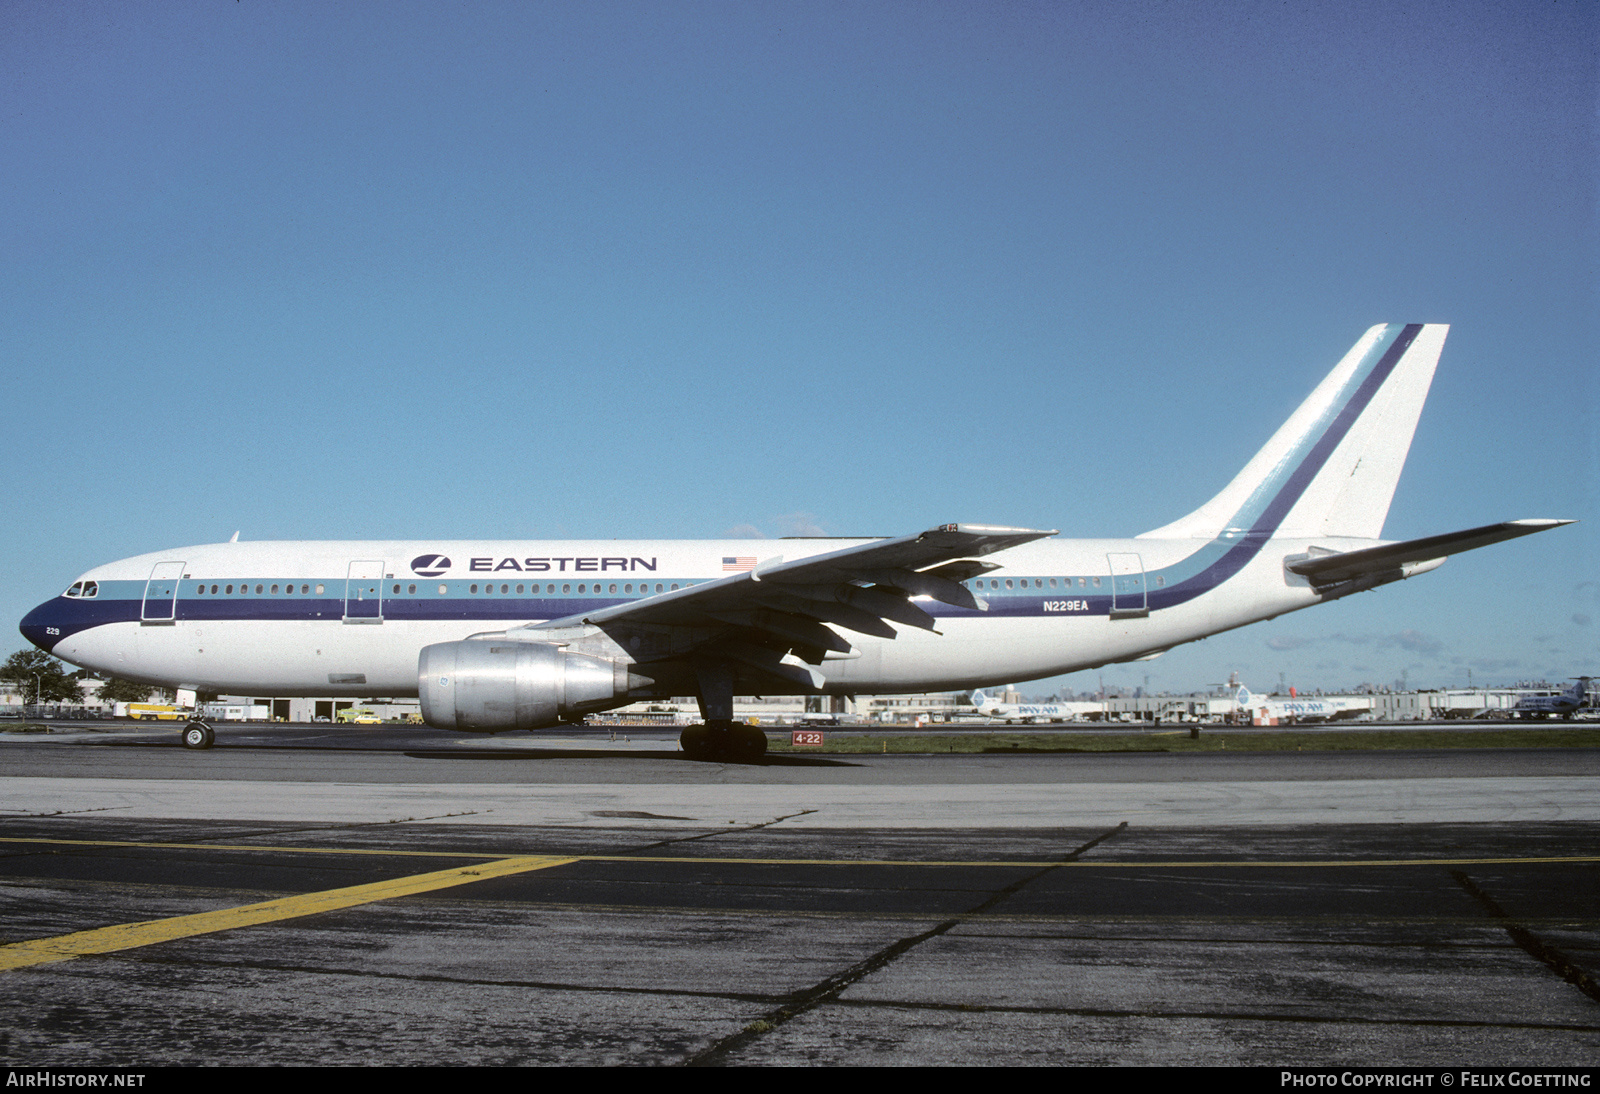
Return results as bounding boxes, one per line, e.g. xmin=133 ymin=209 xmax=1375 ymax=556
xmin=19 ymin=601 xmax=62 ymax=654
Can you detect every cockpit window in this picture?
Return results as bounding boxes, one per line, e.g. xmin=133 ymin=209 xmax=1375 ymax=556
xmin=63 ymin=581 xmax=98 ymax=599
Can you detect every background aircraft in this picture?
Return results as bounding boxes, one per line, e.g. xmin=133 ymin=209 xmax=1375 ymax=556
xmin=1510 ymin=678 xmax=1591 ymax=720
xmin=1232 ymin=684 xmax=1367 ymax=724
xmin=969 ymin=690 xmax=1098 ymax=724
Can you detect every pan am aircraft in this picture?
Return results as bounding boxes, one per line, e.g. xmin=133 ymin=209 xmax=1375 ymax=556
xmin=1232 ymin=684 xmax=1368 ymax=724
xmin=969 ymin=690 xmax=1097 ymax=724
xmin=21 ymin=324 xmax=1572 ymax=758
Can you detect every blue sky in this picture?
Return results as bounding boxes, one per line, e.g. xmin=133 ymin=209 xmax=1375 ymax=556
xmin=4 ymin=1 xmax=1594 ymax=695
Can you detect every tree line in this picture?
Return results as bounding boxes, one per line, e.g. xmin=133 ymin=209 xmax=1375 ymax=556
xmin=1 ymin=648 xmax=161 ymax=705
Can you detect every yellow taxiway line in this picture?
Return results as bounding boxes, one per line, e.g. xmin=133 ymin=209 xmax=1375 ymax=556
xmin=0 ymin=854 xmax=575 ymax=972
xmin=2 ymin=835 xmax=1593 ymax=973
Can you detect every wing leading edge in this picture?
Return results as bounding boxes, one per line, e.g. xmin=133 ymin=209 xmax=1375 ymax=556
xmin=515 ymin=523 xmax=1056 ymax=691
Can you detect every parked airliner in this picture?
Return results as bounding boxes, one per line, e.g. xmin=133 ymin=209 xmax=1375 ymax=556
xmin=1232 ymin=684 xmax=1367 ymax=724
xmin=969 ymin=690 xmax=1097 ymax=724
xmin=20 ymin=324 xmax=1572 ymax=758
xmin=1510 ymin=678 xmax=1591 ymax=720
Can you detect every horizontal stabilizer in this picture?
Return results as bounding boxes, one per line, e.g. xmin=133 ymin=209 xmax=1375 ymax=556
xmin=1287 ymin=519 xmax=1574 ymax=585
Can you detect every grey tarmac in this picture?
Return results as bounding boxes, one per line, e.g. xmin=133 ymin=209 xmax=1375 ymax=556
xmin=0 ymin=726 xmax=1595 ymax=1066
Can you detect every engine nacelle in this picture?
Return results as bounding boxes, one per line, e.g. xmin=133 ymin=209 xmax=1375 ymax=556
xmin=418 ymin=639 xmax=634 ymax=731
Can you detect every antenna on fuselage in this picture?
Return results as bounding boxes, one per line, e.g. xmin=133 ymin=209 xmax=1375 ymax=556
xmin=229 ymin=531 xmax=240 ymax=543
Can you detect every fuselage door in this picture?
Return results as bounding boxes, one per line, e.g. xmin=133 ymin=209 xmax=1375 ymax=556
xmin=1107 ymin=553 xmax=1148 ymax=618
xmin=344 ymin=560 xmax=385 ymax=624
xmin=141 ymin=561 xmax=186 ymax=623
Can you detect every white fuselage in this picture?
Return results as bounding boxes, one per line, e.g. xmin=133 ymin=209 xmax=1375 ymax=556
xmin=29 ymin=533 xmax=1339 ymax=699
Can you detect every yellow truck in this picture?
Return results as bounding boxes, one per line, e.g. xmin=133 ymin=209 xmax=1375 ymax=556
xmin=119 ymin=703 xmax=190 ymax=721
xmin=336 ymin=708 xmax=382 ymax=725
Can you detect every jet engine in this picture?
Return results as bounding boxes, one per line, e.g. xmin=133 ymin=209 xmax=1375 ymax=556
xmin=418 ymin=639 xmax=638 ymax=731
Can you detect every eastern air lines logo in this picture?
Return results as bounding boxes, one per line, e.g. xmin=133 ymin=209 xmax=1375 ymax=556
xmin=410 ymin=554 xmax=452 ymax=577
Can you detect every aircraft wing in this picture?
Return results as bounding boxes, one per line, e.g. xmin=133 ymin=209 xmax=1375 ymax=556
xmin=519 ymin=523 xmax=1056 ymax=690
xmin=1287 ymin=519 xmax=1574 ymax=585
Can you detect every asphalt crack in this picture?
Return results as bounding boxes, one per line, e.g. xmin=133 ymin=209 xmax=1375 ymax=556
xmin=679 ymin=821 xmax=1129 ymax=1066
xmin=1451 ymin=869 xmax=1600 ymax=1004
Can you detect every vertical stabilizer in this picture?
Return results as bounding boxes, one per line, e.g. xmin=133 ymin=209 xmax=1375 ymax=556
xmin=1140 ymin=324 xmax=1447 ymax=541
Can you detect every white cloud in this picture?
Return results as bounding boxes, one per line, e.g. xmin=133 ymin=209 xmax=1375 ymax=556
xmin=774 ymin=512 xmax=828 ymax=538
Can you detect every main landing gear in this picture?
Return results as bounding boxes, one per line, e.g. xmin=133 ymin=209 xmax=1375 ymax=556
xmin=679 ymin=721 xmax=768 ymax=762
xmin=181 ymin=720 xmax=214 ymax=750
xmin=680 ymin=662 xmax=769 ymax=761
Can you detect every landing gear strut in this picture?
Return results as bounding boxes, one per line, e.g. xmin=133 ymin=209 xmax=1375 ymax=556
xmin=680 ymin=661 xmax=769 ymax=761
xmin=679 ymin=721 xmax=767 ymax=762
xmin=181 ymin=720 xmax=214 ymax=750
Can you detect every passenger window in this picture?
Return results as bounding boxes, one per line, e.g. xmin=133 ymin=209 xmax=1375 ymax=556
xmin=562 ymin=584 xmax=571 ymax=594
xmin=516 ymin=584 xmax=523 ymax=594
xmin=438 ymin=584 xmax=447 ymax=595
xmin=316 ymin=584 xmax=324 ymax=595
xmin=609 ymin=584 xmax=617 ymax=594
xmin=225 ymin=585 xmax=233 ymax=595
xmin=409 ymin=584 xmax=417 ymax=594
xmin=470 ymin=584 xmax=479 ymax=594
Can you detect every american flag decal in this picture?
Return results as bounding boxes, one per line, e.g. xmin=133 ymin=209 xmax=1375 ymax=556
xmin=722 ymin=556 xmax=757 ymax=571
